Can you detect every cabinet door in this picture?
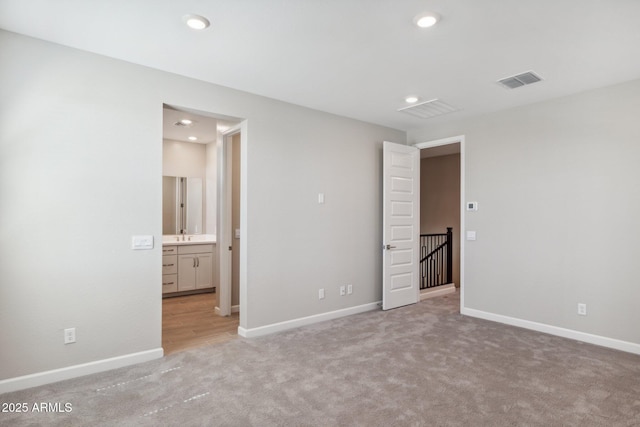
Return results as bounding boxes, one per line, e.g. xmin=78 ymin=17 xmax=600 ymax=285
xmin=162 ymin=255 xmax=177 ymax=275
xmin=177 ymin=254 xmax=197 ymax=291
xmin=162 ymin=274 xmax=178 ymax=293
xmin=195 ymin=253 xmax=213 ymax=289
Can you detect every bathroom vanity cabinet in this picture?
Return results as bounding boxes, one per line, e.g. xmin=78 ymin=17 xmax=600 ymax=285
xmin=162 ymin=245 xmax=178 ymax=293
xmin=177 ymin=244 xmax=213 ymax=291
xmin=162 ymin=243 xmax=216 ymax=296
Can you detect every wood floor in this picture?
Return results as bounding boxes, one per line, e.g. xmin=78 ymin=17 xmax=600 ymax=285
xmin=162 ymin=292 xmax=239 ymax=355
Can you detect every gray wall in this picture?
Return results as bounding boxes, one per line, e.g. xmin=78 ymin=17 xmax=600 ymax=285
xmin=205 ymin=142 xmax=218 ymax=236
xmin=0 ymin=30 xmax=404 ymax=382
xmin=162 ymin=139 xmax=207 ymax=178
xmin=409 ymin=78 xmax=640 ymax=345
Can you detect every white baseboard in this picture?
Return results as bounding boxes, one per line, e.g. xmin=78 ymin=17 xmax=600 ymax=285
xmin=238 ymin=302 xmax=380 ymax=338
xmin=214 ymin=305 xmax=239 ymax=315
xmin=0 ymin=348 xmax=164 ymax=394
xmin=462 ymin=307 xmax=640 ymax=356
xmin=420 ymin=283 xmax=456 ymax=300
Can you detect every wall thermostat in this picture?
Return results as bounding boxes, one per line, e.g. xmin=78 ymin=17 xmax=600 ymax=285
xmin=466 ymin=201 xmax=478 ymax=211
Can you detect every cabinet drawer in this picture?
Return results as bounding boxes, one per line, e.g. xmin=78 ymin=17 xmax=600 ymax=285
xmin=162 ymin=274 xmax=178 ymax=293
xmin=162 ymin=255 xmax=177 ymax=274
xmin=178 ymin=244 xmax=214 ymax=255
xmin=162 ymin=245 xmax=177 ymax=255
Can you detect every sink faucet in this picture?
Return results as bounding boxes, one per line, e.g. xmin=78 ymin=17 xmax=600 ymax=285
xmin=181 ymin=230 xmax=186 ymax=241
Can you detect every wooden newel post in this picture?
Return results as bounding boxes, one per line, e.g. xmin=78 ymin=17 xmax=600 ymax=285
xmin=446 ymin=227 xmax=453 ymax=284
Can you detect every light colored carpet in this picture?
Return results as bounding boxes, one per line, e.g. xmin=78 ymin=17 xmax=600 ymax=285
xmin=2 ymin=292 xmax=640 ymax=426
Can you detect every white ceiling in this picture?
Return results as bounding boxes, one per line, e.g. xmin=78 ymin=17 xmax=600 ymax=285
xmin=2 ymin=0 xmax=640 ymax=131
xmin=163 ymin=106 xmax=238 ymax=144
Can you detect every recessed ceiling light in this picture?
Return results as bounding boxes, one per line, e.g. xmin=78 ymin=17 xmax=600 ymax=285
xmin=405 ymin=96 xmax=419 ymax=104
xmin=183 ymin=14 xmax=210 ymax=30
xmin=414 ymin=12 xmax=440 ymax=28
xmin=174 ymin=120 xmax=194 ymax=127
xmin=188 ymin=136 xmax=198 ymax=141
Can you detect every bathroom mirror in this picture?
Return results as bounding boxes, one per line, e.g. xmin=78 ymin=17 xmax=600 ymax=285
xmin=162 ymin=176 xmax=203 ymax=235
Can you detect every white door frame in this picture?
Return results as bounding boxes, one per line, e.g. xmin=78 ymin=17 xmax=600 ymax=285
xmin=413 ymin=135 xmax=465 ymax=311
xmin=216 ymin=121 xmax=248 ymax=323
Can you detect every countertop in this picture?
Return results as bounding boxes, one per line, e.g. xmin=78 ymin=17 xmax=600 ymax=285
xmin=162 ymin=234 xmax=216 ymax=246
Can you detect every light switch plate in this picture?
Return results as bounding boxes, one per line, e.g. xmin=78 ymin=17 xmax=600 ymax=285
xmin=318 ymin=193 xmax=325 ymax=204
xmin=466 ymin=231 xmax=477 ymax=241
xmin=466 ymin=202 xmax=478 ymax=211
xmin=132 ymin=235 xmax=154 ymax=250
xmin=235 ymin=229 xmax=241 ymax=239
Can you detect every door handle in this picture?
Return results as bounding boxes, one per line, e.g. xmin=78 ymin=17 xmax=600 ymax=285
xmin=196 ymin=257 xmax=200 ymax=267
xmin=384 ymin=244 xmax=397 ymax=250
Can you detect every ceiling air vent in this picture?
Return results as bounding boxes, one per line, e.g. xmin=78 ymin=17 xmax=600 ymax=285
xmin=397 ymin=99 xmax=459 ymax=119
xmin=498 ymin=71 xmax=543 ymax=89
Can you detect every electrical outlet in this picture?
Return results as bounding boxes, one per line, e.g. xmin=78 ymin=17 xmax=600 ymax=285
xmin=64 ymin=328 xmax=76 ymax=344
xmin=340 ymin=286 xmax=346 ymax=296
xmin=347 ymin=284 xmax=353 ymax=295
xmin=319 ymin=288 xmax=325 ymax=300
xmin=577 ymin=303 xmax=587 ymax=316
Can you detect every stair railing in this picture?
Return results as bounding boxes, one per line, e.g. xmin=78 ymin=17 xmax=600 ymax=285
xmin=419 ymin=227 xmax=453 ymax=289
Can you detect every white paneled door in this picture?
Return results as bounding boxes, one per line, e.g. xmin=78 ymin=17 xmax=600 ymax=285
xmin=382 ymin=141 xmax=420 ymax=310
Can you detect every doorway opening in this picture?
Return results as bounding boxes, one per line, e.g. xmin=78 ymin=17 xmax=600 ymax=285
xmin=414 ymin=136 xmax=465 ymax=311
xmin=161 ymin=104 xmax=243 ymax=354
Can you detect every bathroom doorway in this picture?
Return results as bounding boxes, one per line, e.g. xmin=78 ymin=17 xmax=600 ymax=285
xmin=161 ymin=104 xmax=242 ymax=354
